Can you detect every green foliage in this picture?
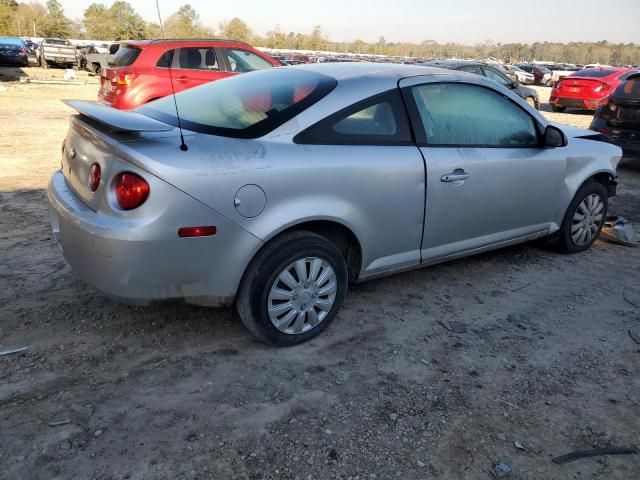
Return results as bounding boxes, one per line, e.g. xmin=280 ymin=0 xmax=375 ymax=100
xmin=43 ymin=0 xmax=70 ymax=38
xmin=163 ymin=4 xmax=212 ymax=38
xmin=0 ymin=1 xmax=638 ymax=66
xmin=0 ymin=0 xmax=18 ymax=36
xmin=219 ymin=17 xmax=252 ymax=43
xmin=82 ymin=1 xmax=146 ymax=40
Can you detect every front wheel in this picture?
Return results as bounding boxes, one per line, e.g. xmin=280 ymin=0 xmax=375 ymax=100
xmin=555 ymin=181 xmax=608 ymax=253
xmin=237 ymin=231 xmax=348 ymax=346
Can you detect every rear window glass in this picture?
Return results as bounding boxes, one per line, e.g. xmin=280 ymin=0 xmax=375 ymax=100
xmin=571 ymin=69 xmax=616 ymax=78
xmin=0 ymin=37 xmax=24 ymax=47
xmin=44 ymin=39 xmax=70 ymax=46
xmin=615 ymin=76 xmax=640 ymax=99
xmin=109 ymin=46 xmax=141 ymax=67
xmin=137 ymin=68 xmax=337 ymax=138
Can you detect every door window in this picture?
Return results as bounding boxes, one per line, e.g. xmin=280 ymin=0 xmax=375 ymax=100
xmin=410 ymin=83 xmax=538 ymax=147
xmin=482 ymin=67 xmax=511 ymax=86
xmin=458 ymin=65 xmax=483 ymax=75
xmin=224 ymin=49 xmax=273 ymax=72
xmin=177 ymin=47 xmax=219 ymax=70
xmin=295 ymin=90 xmax=412 ymax=145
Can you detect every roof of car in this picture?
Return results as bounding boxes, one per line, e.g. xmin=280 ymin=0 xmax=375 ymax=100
xmin=122 ymin=38 xmax=251 ymax=48
xmin=291 ymin=61 xmax=447 ymax=80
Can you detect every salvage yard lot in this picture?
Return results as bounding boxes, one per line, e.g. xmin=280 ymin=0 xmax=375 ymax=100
xmin=1 ymin=67 xmax=639 ymax=480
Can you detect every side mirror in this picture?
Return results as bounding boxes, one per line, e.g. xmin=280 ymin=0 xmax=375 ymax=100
xmin=543 ymin=125 xmax=567 ymax=148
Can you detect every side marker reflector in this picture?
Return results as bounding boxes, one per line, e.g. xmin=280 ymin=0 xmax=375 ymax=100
xmin=178 ymin=226 xmax=217 ymax=238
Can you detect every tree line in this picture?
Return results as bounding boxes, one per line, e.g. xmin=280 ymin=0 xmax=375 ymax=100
xmin=1 ymin=0 xmax=638 ymax=65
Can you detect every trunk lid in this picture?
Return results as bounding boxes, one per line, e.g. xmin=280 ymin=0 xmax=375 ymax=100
xmin=557 ymin=77 xmax=610 ymax=96
xmin=61 ymin=101 xmax=176 ymax=211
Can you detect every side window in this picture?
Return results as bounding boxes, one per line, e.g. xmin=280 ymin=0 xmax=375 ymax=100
xmin=295 ymin=90 xmax=412 ymax=145
xmin=177 ymin=47 xmax=219 ymax=70
xmin=410 ymin=83 xmax=538 ymax=147
xmin=224 ymin=49 xmax=273 ymax=72
xmin=459 ymin=65 xmax=483 ymax=75
xmin=483 ymin=67 xmax=511 ymax=86
xmin=156 ymin=49 xmax=174 ymax=68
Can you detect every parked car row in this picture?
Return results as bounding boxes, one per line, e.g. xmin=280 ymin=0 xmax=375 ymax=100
xmin=420 ymin=60 xmax=540 ymax=108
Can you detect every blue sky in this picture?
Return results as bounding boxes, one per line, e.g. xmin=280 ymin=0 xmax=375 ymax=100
xmin=58 ymin=0 xmax=639 ymax=44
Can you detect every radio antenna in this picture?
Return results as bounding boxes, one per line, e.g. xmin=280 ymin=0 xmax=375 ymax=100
xmin=155 ymin=0 xmax=188 ymax=151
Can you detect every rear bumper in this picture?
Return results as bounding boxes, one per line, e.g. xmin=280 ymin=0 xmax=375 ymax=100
xmin=0 ymin=56 xmax=28 ymax=66
xmin=47 ymin=171 xmax=262 ymax=306
xmin=590 ymin=121 xmax=640 ymax=158
xmin=550 ymin=95 xmax=606 ymax=110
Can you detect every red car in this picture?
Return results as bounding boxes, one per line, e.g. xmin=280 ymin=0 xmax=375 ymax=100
xmin=550 ymin=67 xmax=636 ymax=112
xmin=98 ymin=39 xmax=280 ymax=110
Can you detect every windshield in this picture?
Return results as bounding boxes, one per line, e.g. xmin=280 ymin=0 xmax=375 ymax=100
xmin=44 ymin=39 xmax=71 ymax=46
xmin=138 ymin=68 xmax=337 ymax=138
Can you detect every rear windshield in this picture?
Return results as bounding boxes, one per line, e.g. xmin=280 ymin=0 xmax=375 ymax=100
xmin=571 ymin=69 xmax=616 ymax=78
xmin=44 ymin=39 xmax=70 ymax=46
xmin=137 ymin=68 xmax=337 ymax=138
xmin=614 ymin=76 xmax=640 ymax=99
xmin=0 ymin=37 xmax=24 ymax=47
xmin=109 ymin=46 xmax=141 ymax=67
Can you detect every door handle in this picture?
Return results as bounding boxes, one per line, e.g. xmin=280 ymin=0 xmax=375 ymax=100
xmin=441 ymin=169 xmax=470 ymax=183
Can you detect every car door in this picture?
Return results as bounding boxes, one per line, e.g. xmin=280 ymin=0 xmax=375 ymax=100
xmin=398 ymin=77 xmax=566 ymax=263
xmin=293 ymin=89 xmax=426 ymax=277
xmin=171 ymin=46 xmax=228 ymax=90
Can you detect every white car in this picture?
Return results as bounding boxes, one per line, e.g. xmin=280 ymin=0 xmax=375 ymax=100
xmin=504 ymin=65 xmax=535 ymax=85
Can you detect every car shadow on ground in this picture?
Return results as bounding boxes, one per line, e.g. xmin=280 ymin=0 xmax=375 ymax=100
xmin=538 ymin=102 xmax=595 ymax=115
xmin=0 ymin=65 xmax=26 ymax=81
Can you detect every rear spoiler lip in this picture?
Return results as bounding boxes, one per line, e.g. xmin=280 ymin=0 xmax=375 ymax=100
xmin=62 ymin=100 xmax=174 ymax=133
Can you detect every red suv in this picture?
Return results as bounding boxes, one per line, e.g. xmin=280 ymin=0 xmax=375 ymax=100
xmin=98 ymin=39 xmax=280 ymax=110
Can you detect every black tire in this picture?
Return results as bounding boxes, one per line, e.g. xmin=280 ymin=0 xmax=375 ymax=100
xmin=552 ymin=105 xmax=566 ymax=113
xmin=237 ymin=231 xmax=348 ymax=346
xmin=555 ymin=180 xmax=608 ymax=253
xmin=525 ymin=97 xmax=537 ymax=109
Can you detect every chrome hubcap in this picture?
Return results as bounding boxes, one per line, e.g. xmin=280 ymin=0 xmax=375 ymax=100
xmin=571 ymin=194 xmax=604 ymax=246
xmin=268 ymin=257 xmax=337 ymax=334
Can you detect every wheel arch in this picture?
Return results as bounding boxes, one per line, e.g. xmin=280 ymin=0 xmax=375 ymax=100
xmin=249 ymin=219 xmax=363 ymax=282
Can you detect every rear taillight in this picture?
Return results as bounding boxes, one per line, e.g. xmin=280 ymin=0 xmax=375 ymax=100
xmin=595 ymin=83 xmax=611 ymax=93
xmin=89 ymin=163 xmax=101 ymax=192
xmin=114 ymin=72 xmax=139 ymax=85
xmin=114 ymin=172 xmax=149 ymax=210
xmin=18 ymin=49 xmax=26 ymax=56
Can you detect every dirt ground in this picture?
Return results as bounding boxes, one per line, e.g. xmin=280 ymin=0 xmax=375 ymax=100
xmin=1 ymin=66 xmax=639 ymax=480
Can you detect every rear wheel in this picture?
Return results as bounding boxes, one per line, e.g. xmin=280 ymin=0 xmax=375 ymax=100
xmin=237 ymin=231 xmax=348 ymax=346
xmin=555 ymin=181 xmax=607 ymax=253
xmin=525 ymin=97 xmax=537 ymax=109
xmin=552 ymin=105 xmax=566 ymax=113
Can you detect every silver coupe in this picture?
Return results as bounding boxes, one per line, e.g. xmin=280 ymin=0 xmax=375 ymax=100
xmin=48 ymin=63 xmax=622 ymax=345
